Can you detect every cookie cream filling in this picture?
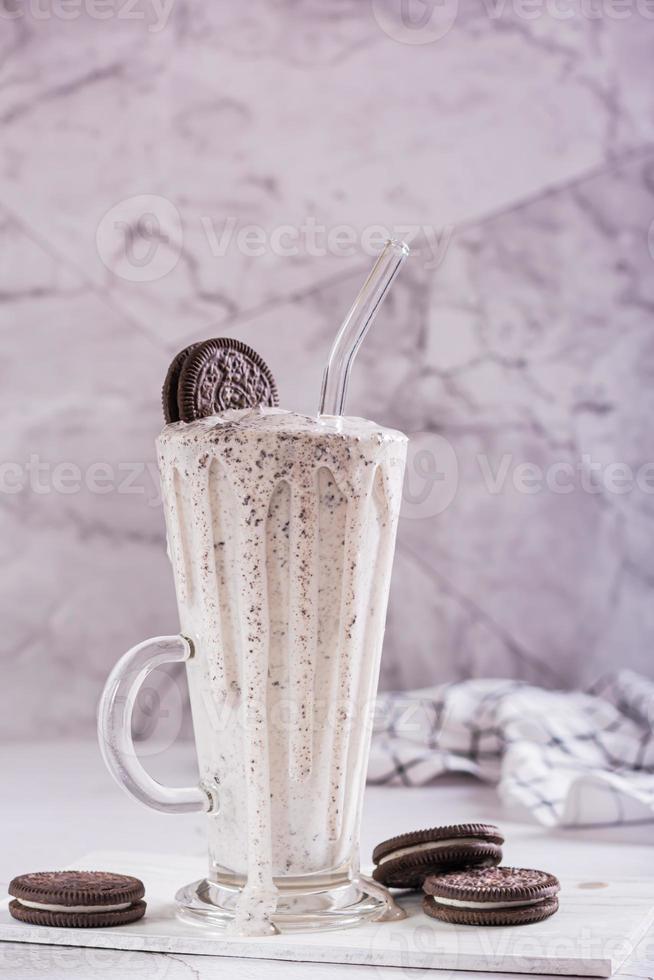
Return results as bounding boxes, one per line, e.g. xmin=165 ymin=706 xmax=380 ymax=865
xmin=17 ymin=899 xmax=132 ymax=913
xmin=431 ymin=895 xmax=542 ymax=910
xmin=378 ymin=838 xmax=491 ymax=865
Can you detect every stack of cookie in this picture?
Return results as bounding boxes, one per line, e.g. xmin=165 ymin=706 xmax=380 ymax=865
xmin=372 ymin=822 xmax=560 ymax=926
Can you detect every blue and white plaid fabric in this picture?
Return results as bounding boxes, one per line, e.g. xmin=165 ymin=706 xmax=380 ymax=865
xmin=370 ymin=671 xmax=654 ymax=827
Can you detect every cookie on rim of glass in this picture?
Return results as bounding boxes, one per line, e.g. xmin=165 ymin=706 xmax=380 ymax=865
xmin=177 ymin=337 xmax=278 ymax=422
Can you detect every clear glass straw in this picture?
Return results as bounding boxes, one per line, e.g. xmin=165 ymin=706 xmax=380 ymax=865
xmin=318 ymin=239 xmax=410 ymax=417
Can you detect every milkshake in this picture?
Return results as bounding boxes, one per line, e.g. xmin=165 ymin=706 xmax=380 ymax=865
xmin=97 ymin=240 xmax=411 ymax=935
xmin=157 ymin=407 xmax=407 ymax=934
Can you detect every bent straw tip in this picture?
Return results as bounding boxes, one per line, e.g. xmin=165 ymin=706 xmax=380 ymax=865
xmin=318 ymin=239 xmax=411 ymax=417
xmin=384 ymin=239 xmax=411 ymax=257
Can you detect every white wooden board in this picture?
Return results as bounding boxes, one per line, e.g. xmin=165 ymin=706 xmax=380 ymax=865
xmin=1 ymin=851 xmax=652 ymax=976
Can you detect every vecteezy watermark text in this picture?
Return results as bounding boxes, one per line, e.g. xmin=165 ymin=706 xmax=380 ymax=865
xmin=400 ymin=433 xmax=654 ymax=520
xmin=200 ymin=216 xmax=451 ymax=269
xmin=371 ymin=0 xmax=654 ymax=46
xmin=95 ymin=195 xmax=453 ymax=282
xmin=0 ymin=0 xmax=175 ymax=31
xmin=3 ymin=446 xmax=654 ymax=517
xmin=483 ymin=0 xmax=654 ymax=18
xmin=0 ymin=940 xmax=171 ymax=978
xmin=477 ymin=453 xmax=654 ymax=497
xmin=0 ymin=455 xmax=163 ymax=506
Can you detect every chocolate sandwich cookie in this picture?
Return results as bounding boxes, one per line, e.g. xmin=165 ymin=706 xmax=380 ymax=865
xmin=166 ymin=337 xmax=278 ymax=423
xmin=372 ymin=823 xmax=504 ymax=889
xmin=422 ymin=866 xmax=560 ymax=926
xmin=162 ymin=342 xmax=202 ymax=423
xmin=9 ymin=871 xmax=146 ymax=928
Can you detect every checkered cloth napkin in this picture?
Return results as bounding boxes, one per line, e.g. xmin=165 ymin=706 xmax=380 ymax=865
xmin=369 ymin=671 xmax=654 ymax=827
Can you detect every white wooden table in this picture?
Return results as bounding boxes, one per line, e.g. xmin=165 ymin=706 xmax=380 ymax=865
xmin=2 ymin=741 xmax=654 ymax=979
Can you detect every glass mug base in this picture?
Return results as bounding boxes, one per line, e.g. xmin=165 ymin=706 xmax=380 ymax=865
xmin=175 ymin=870 xmax=404 ymax=935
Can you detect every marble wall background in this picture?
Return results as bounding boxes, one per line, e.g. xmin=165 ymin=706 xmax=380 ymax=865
xmin=1 ymin=0 xmax=653 ymax=739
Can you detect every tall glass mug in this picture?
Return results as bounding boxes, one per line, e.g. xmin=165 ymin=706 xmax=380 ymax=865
xmin=98 ymin=407 xmax=407 ymax=935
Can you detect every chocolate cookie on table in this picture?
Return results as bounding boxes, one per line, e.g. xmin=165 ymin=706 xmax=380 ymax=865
xmin=423 ymin=866 xmax=560 ymax=926
xmin=162 ymin=337 xmax=278 ymax=423
xmin=372 ymin=823 xmax=504 ymax=889
xmin=8 ymin=871 xmax=146 ymax=928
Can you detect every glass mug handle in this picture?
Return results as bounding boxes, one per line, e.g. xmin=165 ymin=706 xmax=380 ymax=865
xmin=97 ymin=635 xmax=213 ymax=814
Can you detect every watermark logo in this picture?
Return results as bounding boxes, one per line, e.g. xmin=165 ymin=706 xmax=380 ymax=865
xmin=368 ymin=916 xmax=641 ymax=977
xmin=397 ymin=429 xmax=654 ymax=518
xmin=368 ymin=912 xmax=460 ymax=977
xmin=96 ymin=194 xmax=182 ymax=284
xmin=132 ymin=669 xmax=186 ymax=757
xmin=401 ymin=431 xmax=459 ymax=519
xmin=371 ymin=0 xmax=460 ymax=44
xmin=371 ymin=0 xmax=654 ymax=43
xmin=96 ymin=197 xmax=453 ymax=282
xmin=3 ymin=447 xmax=654 ymax=513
